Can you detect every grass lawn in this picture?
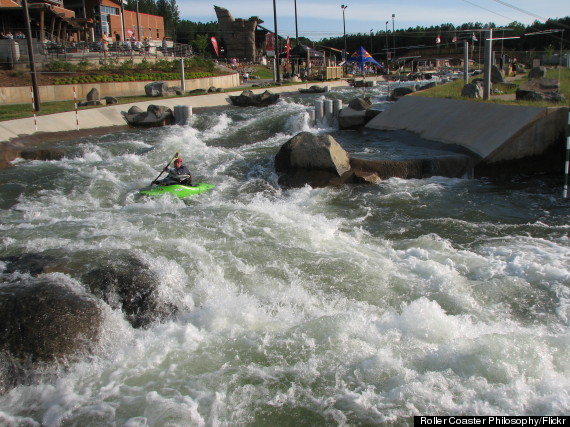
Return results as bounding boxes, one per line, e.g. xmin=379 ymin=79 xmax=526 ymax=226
xmin=413 ymin=67 xmax=570 ymax=107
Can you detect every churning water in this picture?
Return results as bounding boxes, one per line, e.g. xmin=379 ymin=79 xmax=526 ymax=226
xmin=0 ymin=84 xmax=569 ymax=426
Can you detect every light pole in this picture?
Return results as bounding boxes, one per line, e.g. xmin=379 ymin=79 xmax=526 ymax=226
xmin=370 ymin=29 xmax=373 ymax=54
xmin=294 ymin=0 xmax=299 ymax=43
xmin=392 ymin=14 xmax=395 ymax=65
xmin=341 ymin=5 xmax=347 ymax=61
xmin=385 ymin=21 xmax=389 ymax=63
xmin=273 ymin=0 xmax=280 ymax=82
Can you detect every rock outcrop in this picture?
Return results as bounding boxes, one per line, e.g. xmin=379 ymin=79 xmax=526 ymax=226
xmin=299 ymin=85 xmax=328 ymax=94
xmin=390 ymin=86 xmax=416 ymax=101
xmin=516 ymin=78 xmax=566 ymax=103
xmin=461 ymin=81 xmax=483 ymax=98
xmin=78 ymin=87 xmax=102 ymax=107
xmin=122 ymin=104 xmax=175 ymax=127
xmin=229 ymin=89 xmax=280 ymax=107
xmin=338 ymin=97 xmax=381 ymax=130
xmin=274 ymin=132 xmax=352 ymax=187
xmin=0 ymin=278 xmax=103 ymax=393
xmin=144 ymin=81 xmax=183 ymax=97
xmin=81 ymin=252 xmax=177 ymax=329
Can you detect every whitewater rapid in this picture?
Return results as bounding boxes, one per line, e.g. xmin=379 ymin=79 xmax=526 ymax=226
xmin=0 ymin=84 xmax=569 ymax=426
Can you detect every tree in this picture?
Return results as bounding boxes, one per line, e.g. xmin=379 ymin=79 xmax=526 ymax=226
xmin=157 ymin=0 xmax=180 ymax=38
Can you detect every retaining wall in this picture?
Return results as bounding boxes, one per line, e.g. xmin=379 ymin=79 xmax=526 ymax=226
xmin=0 ymin=74 xmax=241 ymax=105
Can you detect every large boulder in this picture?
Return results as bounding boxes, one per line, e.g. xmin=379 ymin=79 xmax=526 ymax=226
xmin=0 ymin=278 xmax=103 ymax=393
xmin=81 ymin=252 xmax=177 ymax=328
xmin=299 ymin=85 xmax=328 ymax=94
xmin=390 ymin=86 xmax=416 ymax=101
xmin=229 ymin=89 xmax=280 ymax=107
xmin=461 ymin=82 xmax=482 ymax=98
xmin=516 ymin=78 xmax=566 ymax=103
xmin=490 ymin=64 xmax=504 ymax=84
xmin=122 ymin=104 xmax=175 ymax=127
xmin=274 ymin=132 xmax=351 ymax=187
xmin=528 ymin=66 xmax=547 ymax=80
xmin=78 ymin=87 xmax=102 ymax=107
xmin=1 ymin=250 xmax=178 ymax=329
xmin=144 ymin=81 xmax=183 ymax=97
xmin=338 ymin=97 xmax=380 ymax=130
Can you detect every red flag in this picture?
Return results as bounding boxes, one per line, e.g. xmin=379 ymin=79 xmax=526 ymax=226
xmin=265 ymin=32 xmax=275 ymax=56
xmin=435 ymin=34 xmax=441 ymax=44
xmin=286 ymin=36 xmax=291 ymax=60
xmin=472 ymin=32 xmax=478 ymax=42
xmin=210 ymin=36 xmax=219 ymax=56
xmin=452 ymin=34 xmax=457 ymax=43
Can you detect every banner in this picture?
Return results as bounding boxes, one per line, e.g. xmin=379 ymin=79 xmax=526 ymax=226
xmin=210 ymin=36 xmax=219 ymax=56
xmin=286 ymin=36 xmax=290 ymax=60
xmin=265 ymin=32 xmax=275 ymax=57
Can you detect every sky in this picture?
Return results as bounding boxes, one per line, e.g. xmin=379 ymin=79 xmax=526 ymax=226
xmin=178 ymin=0 xmax=569 ymax=41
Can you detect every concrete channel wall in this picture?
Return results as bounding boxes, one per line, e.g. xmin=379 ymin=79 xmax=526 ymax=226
xmin=0 ymin=74 xmax=241 ymax=105
xmin=0 ymin=80 xmax=347 ymax=143
xmin=366 ymin=96 xmax=569 ymax=169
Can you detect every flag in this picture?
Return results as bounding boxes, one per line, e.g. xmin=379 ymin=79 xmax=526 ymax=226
xmin=265 ymin=32 xmax=275 ymax=57
xmin=286 ymin=36 xmax=291 ymax=60
xmin=435 ymin=34 xmax=441 ymax=44
xmin=452 ymin=34 xmax=457 ymax=43
xmin=472 ymin=32 xmax=478 ymax=41
xmin=210 ymin=36 xmax=219 ymax=56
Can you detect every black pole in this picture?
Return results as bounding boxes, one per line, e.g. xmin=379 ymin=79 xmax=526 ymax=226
xmin=22 ymin=0 xmax=40 ymax=112
xmin=120 ymin=0 xmax=126 ymax=42
xmin=341 ymin=5 xmax=347 ymax=60
xmin=273 ymin=0 xmax=280 ymax=82
xmin=294 ymin=0 xmax=298 ymax=43
xmin=392 ymin=13 xmax=396 ymax=61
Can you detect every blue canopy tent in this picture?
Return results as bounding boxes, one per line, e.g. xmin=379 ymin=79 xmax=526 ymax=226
xmin=346 ymin=46 xmax=382 ymax=93
xmin=346 ymin=46 xmax=382 ymax=72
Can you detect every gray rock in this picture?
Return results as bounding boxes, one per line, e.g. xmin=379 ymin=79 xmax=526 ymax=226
xmin=516 ymin=78 xmax=566 ymax=103
xmin=0 ymin=278 xmax=103 ymax=393
xmin=390 ymin=86 xmax=416 ymax=101
xmin=103 ymin=96 xmax=118 ymax=105
xmin=491 ymin=65 xmax=504 ymax=84
xmin=275 ymin=132 xmax=351 ymax=187
xmin=81 ymin=252 xmax=177 ymax=328
xmin=229 ymin=89 xmax=280 ymax=107
xmin=86 ymin=88 xmax=99 ymax=101
xmin=122 ymin=104 xmax=175 ymax=127
xmin=461 ymin=82 xmax=482 ymax=98
xmin=528 ymin=66 xmax=547 ymax=80
xmin=144 ymin=81 xmax=169 ymax=97
xmin=348 ymin=97 xmax=372 ymax=111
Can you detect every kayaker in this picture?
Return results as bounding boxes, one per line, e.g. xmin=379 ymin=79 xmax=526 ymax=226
xmin=154 ymin=157 xmax=192 ymax=186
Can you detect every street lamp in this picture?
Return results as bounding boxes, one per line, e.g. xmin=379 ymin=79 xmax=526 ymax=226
xmin=294 ymin=0 xmax=299 ymax=43
xmin=392 ymin=13 xmax=395 ymax=64
xmin=370 ymin=29 xmax=373 ymax=54
xmin=341 ymin=5 xmax=347 ymax=61
xmin=385 ymin=21 xmax=389 ymax=64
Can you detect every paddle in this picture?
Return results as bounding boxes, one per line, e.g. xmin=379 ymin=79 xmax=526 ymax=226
xmin=151 ymin=151 xmax=178 ymax=185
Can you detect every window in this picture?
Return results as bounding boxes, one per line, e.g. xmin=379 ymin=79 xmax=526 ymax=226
xmin=100 ymin=6 xmax=119 ymax=15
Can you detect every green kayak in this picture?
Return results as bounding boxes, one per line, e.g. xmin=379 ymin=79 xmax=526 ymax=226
xmin=140 ymin=183 xmax=215 ymax=198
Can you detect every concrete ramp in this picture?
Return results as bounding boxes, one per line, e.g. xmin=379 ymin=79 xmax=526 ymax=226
xmin=366 ymin=96 xmax=567 ymax=165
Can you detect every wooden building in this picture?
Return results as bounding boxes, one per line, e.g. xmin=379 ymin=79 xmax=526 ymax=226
xmin=0 ymin=0 xmax=164 ymax=43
